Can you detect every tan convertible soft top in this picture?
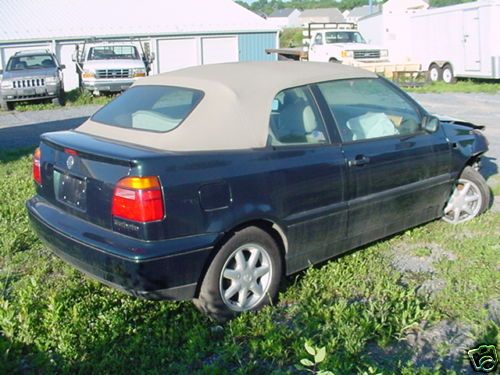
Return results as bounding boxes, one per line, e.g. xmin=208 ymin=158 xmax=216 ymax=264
xmin=77 ymin=61 xmax=377 ymax=151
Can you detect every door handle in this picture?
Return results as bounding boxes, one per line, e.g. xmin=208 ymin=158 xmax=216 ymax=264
xmin=348 ymin=155 xmax=370 ymax=167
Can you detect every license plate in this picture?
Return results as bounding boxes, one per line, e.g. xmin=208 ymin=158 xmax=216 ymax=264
xmin=54 ymin=170 xmax=87 ymax=211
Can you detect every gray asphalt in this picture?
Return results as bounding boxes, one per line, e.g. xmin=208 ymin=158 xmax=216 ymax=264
xmin=0 ymin=93 xmax=498 ymax=176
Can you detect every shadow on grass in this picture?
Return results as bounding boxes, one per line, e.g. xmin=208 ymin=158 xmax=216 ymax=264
xmin=0 ymin=147 xmax=35 ymax=163
xmin=0 ymin=333 xmax=56 ymax=374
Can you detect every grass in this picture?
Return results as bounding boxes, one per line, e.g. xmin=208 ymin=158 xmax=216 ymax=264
xmin=1 ymin=89 xmax=115 ymax=112
xmin=404 ymin=79 xmax=500 ymax=94
xmin=0 ymin=149 xmax=499 ymax=374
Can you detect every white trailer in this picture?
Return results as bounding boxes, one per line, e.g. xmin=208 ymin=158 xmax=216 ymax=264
xmin=410 ymin=0 xmax=500 ymax=83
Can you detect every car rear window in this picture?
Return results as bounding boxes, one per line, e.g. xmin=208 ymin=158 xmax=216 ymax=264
xmin=91 ymin=86 xmax=203 ymax=132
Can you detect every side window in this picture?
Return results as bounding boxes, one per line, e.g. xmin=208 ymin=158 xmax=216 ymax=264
xmin=268 ymin=86 xmax=328 ymax=146
xmin=317 ymin=79 xmax=422 ymax=142
xmin=314 ymin=33 xmax=323 ymax=45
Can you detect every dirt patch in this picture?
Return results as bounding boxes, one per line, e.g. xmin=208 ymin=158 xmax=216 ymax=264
xmin=389 ymin=242 xmax=456 ymax=275
xmin=485 ymin=298 xmax=500 ymax=326
xmin=367 ymin=320 xmax=475 ymax=374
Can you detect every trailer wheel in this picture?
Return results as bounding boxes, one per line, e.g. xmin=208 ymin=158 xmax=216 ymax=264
xmin=442 ymin=64 xmax=456 ymax=84
xmin=427 ymin=64 xmax=442 ymax=82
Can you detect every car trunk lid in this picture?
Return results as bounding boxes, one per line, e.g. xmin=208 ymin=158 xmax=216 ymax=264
xmin=37 ymin=130 xmax=162 ymax=234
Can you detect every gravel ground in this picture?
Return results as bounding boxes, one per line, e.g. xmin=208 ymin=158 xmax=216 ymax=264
xmin=0 ymin=93 xmax=498 ymax=177
xmin=0 ymin=105 xmax=99 ymax=150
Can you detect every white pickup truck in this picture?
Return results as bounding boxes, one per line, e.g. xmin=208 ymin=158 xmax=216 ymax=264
xmin=267 ymin=23 xmax=389 ymax=65
xmin=73 ymin=41 xmax=154 ymax=95
xmin=306 ymin=24 xmax=389 ymax=64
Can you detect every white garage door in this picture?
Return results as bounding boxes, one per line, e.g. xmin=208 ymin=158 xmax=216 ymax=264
xmin=157 ymin=38 xmax=199 ymax=73
xmin=57 ymin=44 xmax=80 ymax=92
xmin=201 ymin=37 xmax=238 ymax=65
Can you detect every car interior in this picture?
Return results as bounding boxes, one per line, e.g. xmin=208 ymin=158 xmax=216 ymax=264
xmin=268 ymin=88 xmax=327 ymax=146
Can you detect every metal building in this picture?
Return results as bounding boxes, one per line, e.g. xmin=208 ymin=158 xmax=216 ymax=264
xmin=0 ymin=0 xmax=278 ymax=91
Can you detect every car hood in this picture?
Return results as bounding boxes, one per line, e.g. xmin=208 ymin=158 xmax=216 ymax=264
xmin=435 ymin=114 xmax=485 ymax=130
xmin=83 ymin=59 xmax=145 ymax=70
xmin=2 ymin=67 xmax=58 ymax=79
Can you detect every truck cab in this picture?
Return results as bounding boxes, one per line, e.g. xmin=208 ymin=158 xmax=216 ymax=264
xmin=306 ymin=23 xmax=389 ymax=64
xmin=74 ymin=41 xmax=154 ymax=95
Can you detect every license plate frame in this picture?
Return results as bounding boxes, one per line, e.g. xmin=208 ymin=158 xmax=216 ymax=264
xmin=54 ymin=169 xmax=87 ymax=211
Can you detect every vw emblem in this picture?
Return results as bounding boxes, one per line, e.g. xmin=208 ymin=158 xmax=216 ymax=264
xmin=66 ymin=155 xmax=75 ymax=170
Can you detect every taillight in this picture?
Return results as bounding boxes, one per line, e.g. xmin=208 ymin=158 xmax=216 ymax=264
xmin=33 ymin=147 xmax=42 ymax=185
xmin=111 ymin=176 xmax=164 ymax=222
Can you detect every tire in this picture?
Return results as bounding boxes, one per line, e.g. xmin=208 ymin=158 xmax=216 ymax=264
xmin=329 ymin=58 xmax=341 ymax=63
xmin=52 ymin=90 xmax=65 ymax=106
xmin=442 ymin=166 xmax=490 ymax=224
xmin=442 ymin=64 xmax=456 ymax=84
xmin=0 ymin=99 xmax=14 ymax=111
xmin=427 ymin=63 xmax=442 ymax=82
xmin=193 ymin=226 xmax=283 ymax=321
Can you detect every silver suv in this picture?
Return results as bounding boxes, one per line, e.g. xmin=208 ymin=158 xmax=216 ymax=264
xmin=0 ymin=50 xmax=65 ymax=110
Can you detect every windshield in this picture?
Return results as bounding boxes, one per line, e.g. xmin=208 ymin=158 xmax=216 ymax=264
xmin=88 ymin=46 xmax=140 ymax=60
xmin=91 ymin=86 xmax=204 ymax=133
xmin=6 ymin=54 xmax=56 ymax=71
xmin=325 ymin=32 xmax=366 ymax=44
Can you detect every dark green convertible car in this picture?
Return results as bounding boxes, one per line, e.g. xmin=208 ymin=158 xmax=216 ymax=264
xmin=27 ymin=62 xmax=489 ymax=320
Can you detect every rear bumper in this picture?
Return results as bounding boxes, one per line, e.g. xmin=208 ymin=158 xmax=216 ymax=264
xmin=27 ymin=196 xmax=219 ymax=300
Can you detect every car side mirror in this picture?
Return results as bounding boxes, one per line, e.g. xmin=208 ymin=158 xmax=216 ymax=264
xmin=59 ymin=64 xmax=66 ymax=70
xmin=422 ymin=116 xmax=440 ymax=133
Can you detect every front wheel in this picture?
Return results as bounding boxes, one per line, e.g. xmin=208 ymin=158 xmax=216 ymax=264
xmin=442 ymin=166 xmax=490 ymax=224
xmin=193 ymin=226 xmax=283 ymax=321
xmin=0 ymin=99 xmax=14 ymax=111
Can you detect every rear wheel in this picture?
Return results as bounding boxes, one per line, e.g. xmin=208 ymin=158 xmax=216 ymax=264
xmin=329 ymin=58 xmax=341 ymax=63
xmin=442 ymin=64 xmax=456 ymax=84
xmin=193 ymin=226 xmax=282 ymax=321
xmin=442 ymin=166 xmax=489 ymax=224
xmin=427 ymin=63 xmax=442 ymax=82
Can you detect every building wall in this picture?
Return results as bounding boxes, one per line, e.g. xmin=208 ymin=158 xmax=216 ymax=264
xmin=238 ymin=32 xmax=277 ymax=61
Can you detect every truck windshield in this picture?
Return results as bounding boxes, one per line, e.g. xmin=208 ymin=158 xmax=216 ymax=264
xmin=91 ymin=86 xmax=204 ymax=133
xmin=88 ymin=46 xmax=140 ymax=60
xmin=6 ymin=54 xmax=56 ymax=71
xmin=325 ymin=32 xmax=366 ymax=44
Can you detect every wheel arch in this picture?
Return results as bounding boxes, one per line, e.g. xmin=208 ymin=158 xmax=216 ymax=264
xmin=429 ymin=60 xmax=450 ymax=70
xmin=194 ymin=218 xmax=288 ymax=297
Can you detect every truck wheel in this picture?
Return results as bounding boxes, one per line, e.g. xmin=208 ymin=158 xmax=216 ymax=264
xmin=442 ymin=166 xmax=490 ymax=224
xmin=427 ymin=64 xmax=442 ymax=82
xmin=193 ymin=226 xmax=283 ymax=322
xmin=0 ymin=99 xmax=14 ymax=111
xmin=329 ymin=58 xmax=341 ymax=63
xmin=442 ymin=64 xmax=456 ymax=84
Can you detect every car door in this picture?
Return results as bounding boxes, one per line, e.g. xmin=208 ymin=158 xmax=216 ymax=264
xmin=266 ymin=85 xmax=348 ymax=273
xmin=309 ymin=32 xmax=328 ymax=62
xmin=314 ymin=78 xmax=452 ymax=242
